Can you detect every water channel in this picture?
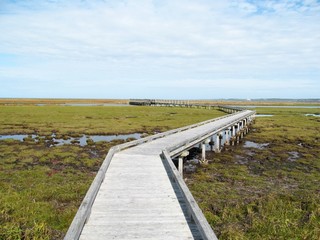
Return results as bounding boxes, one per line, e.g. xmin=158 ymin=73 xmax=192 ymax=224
xmin=305 ymin=114 xmax=320 ymax=117
xmin=0 ymin=133 xmax=142 ymax=146
xmin=238 ymin=106 xmax=320 ymax=108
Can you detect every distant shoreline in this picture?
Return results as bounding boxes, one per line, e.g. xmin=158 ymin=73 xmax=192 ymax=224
xmin=0 ymin=98 xmax=319 ymax=106
xmin=0 ymin=98 xmax=128 ymax=105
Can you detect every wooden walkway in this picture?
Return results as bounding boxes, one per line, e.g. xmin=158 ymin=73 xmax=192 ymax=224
xmin=80 ymin=153 xmax=201 ymax=239
xmin=65 ymin=110 xmax=255 ymax=240
xmin=129 ymin=99 xmax=244 ymax=113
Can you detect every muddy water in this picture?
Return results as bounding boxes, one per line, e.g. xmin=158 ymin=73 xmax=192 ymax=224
xmin=305 ymin=114 xmax=320 ymax=117
xmin=243 ymin=141 xmax=269 ymax=149
xmin=0 ymin=134 xmax=36 ymax=141
xmin=239 ymin=106 xmax=320 ymax=108
xmin=288 ymin=151 xmax=300 ymax=161
xmin=0 ymin=133 xmax=142 ymax=146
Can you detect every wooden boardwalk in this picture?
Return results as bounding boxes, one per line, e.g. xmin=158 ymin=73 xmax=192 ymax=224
xmin=65 ymin=110 xmax=255 ymax=240
xmin=80 ymin=153 xmax=201 ymax=239
xmin=129 ymin=99 xmax=244 ymax=113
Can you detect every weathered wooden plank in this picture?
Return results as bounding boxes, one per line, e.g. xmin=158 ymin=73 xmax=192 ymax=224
xmin=81 ymin=232 xmax=196 ymax=240
xmin=80 ymin=222 xmax=195 ymax=239
xmin=63 ymin=148 xmax=116 ymax=240
xmin=84 ymin=211 xmax=189 ymax=218
xmin=162 ymin=149 xmax=218 ymax=240
xmin=65 ymin=109 xmax=255 ymax=240
xmin=87 ymin=217 xmax=194 ymax=225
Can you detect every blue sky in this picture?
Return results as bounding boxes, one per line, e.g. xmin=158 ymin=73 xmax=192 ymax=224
xmin=0 ymin=0 xmax=319 ymax=99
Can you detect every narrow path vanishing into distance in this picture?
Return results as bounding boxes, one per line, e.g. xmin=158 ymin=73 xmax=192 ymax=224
xmin=65 ymin=107 xmax=255 ymax=240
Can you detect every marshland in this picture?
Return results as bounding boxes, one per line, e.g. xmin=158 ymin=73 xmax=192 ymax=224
xmin=0 ymin=100 xmax=319 ymax=239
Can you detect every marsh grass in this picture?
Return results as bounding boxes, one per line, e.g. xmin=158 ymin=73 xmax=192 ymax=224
xmin=187 ymin=107 xmax=320 ymax=239
xmin=1 ymin=104 xmax=319 ymax=239
xmin=0 ymin=105 xmax=225 ymax=239
xmin=0 ymin=141 xmax=112 ymax=239
xmin=0 ymin=106 xmax=224 ymax=135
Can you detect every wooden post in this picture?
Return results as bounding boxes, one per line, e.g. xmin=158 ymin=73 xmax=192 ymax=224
xmin=214 ymin=134 xmax=220 ymax=153
xmin=201 ymin=143 xmax=206 ymax=161
xmin=179 ymin=151 xmax=189 ymax=176
xmin=225 ymin=129 xmax=230 ymax=146
xmin=210 ymin=135 xmax=215 ymax=151
xmin=201 ymin=138 xmax=211 ymax=162
xmin=178 ymin=157 xmax=183 ymax=175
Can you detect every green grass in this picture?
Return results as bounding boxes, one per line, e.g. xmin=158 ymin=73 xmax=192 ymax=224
xmin=0 ymin=105 xmax=224 ymax=135
xmin=1 ymin=104 xmax=319 ymax=239
xmin=0 ymin=105 xmax=225 ymax=239
xmin=187 ymin=107 xmax=320 ymax=239
xmin=0 ymin=141 xmax=113 ymax=239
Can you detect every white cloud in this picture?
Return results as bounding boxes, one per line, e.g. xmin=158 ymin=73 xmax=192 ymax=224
xmin=0 ymin=0 xmax=319 ymax=98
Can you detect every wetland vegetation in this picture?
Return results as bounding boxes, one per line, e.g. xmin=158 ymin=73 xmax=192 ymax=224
xmin=0 ymin=102 xmax=319 ymax=239
xmin=0 ymin=105 xmax=224 ymax=136
xmin=0 ymin=104 xmax=224 ymax=239
xmin=187 ymin=107 xmax=320 ymax=239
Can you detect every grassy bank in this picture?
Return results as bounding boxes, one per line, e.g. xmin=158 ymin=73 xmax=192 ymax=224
xmin=187 ymin=107 xmax=320 ymax=239
xmin=0 ymin=105 xmax=224 ymax=239
xmin=0 ymin=105 xmax=224 ymax=135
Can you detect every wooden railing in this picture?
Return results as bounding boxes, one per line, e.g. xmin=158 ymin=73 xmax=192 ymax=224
xmin=167 ymin=110 xmax=255 ymax=157
xmin=64 ymin=110 xmax=255 ymax=240
xmin=217 ymin=105 xmax=244 ymax=113
xmin=161 ymin=150 xmax=218 ymax=240
xmin=129 ymin=99 xmax=210 ymax=107
xmin=129 ymin=99 xmax=247 ymax=114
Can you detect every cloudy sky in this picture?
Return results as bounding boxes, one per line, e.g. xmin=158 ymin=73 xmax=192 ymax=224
xmin=0 ymin=0 xmax=319 ymax=99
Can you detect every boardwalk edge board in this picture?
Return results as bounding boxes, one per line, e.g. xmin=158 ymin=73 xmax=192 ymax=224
xmin=161 ymin=149 xmax=218 ymax=240
xmin=64 ymin=105 xmax=255 ymax=240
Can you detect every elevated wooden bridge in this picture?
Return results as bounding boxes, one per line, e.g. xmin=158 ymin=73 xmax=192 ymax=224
xmin=129 ymin=99 xmax=244 ymax=113
xmin=65 ymin=102 xmax=255 ymax=240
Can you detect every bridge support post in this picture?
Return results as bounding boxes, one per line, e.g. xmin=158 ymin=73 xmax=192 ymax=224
xmin=213 ymin=134 xmax=221 ymax=153
xmin=231 ymin=126 xmax=236 ymax=145
xmin=243 ymin=127 xmax=247 ymax=136
xmin=220 ymin=132 xmax=225 ymax=146
xmin=210 ymin=135 xmax=215 ymax=151
xmin=236 ymin=133 xmax=240 ymax=144
xmin=201 ymin=143 xmax=206 ymax=161
xmin=178 ymin=157 xmax=183 ymax=175
xmin=178 ymin=151 xmax=189 ymax=176
xmin=231 ymin=126 xmax=235 ymax=137
xmin=225 ymin=128 xmax=230 ymax=146
xmin=201 ymin=138 xmax=211 ymax=163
